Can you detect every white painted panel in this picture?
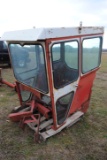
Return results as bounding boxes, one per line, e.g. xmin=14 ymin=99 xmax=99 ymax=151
xmin=1 ymin=27 xmax=104 ymax=41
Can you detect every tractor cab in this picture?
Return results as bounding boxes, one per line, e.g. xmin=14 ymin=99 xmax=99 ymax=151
xmin=2 ymin=26 xmax=104 ymax=141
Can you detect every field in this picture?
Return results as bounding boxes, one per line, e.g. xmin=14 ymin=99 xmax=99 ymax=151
xmin=0 ymin=53 xmax=107 ymax=160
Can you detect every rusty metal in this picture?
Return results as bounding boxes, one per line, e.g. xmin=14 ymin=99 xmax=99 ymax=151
xmin=0 ymin=68 xmax=16 ymax=89
xmin=1 ymin=26 xmax=104 ymax=142
xmin=9 ymin=100 xmax=36 ymax=122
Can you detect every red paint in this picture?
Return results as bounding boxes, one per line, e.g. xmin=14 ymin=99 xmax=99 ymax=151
xmin=45 ymin=40 xmax=57 ymax=129
xmin=2 ymin=79 xmax=16 ymax=88
xmin=69 ymin=69 xmax=98 ymax=115
xmin=0 ymin=68 xmax=16 ymax=89
xmin=36 ymin=102 xmax=50 ymax=119
xmin=5 ymin=27 xmax=103 ymax=141
xmin=9 ymin=99 xmax=36 ymax=122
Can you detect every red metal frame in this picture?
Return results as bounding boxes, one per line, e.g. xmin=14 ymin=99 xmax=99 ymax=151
xmin=45 ymin=35 xmax=102 ymax=128
xmin=69 ymin=69 xmax=99 ymax=115
xmin=9 ymin=98 xmax=51 ymax=122
xmin=45 ymin=40 xmax=57 ymax=129
xmin=4 ymin=28 xmax=103 ymax=141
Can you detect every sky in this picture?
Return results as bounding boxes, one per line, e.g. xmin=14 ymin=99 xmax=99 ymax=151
xmin=0 ymin=0 xmax=107 ymax=48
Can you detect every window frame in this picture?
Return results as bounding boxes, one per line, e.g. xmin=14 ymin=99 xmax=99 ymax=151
xmin=82 ymin=36 xmax=103 ymax=74
xmin=51 ymin=39 xmax=79 ymax=89
xmin=56 ymin=91 xmax=74 ymax=125
xmin=9 ymin=42 xmax=49 ymax=94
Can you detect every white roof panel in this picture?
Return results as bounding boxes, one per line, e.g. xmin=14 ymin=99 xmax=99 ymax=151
xmin=1 ymin=27 xmax=104 ymax=42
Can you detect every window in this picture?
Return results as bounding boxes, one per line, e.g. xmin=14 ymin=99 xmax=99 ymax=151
xmin=9 ymin=44 xmax=48 ymax=93
xmin=56 ymin=92 xmax=74 ymax=124
xmin=52 ymin=43 xmax=61 ymax=61
xmin=65 ymin=41 xmax=78 ymax=69
xmin=51 ymin=41 xmax=79 ymax=89
xmin=82 ymin=37 xmax=102 ymax=73
xmin=20 ymin=85 xmax=32 ymax=102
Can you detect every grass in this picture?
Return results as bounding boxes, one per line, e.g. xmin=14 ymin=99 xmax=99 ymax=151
xmin=0 ymin=54 xmax=107 ymax=160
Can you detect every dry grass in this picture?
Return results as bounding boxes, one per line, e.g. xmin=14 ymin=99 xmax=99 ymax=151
xmin=0 ymin=54 xmax=107 ymax=160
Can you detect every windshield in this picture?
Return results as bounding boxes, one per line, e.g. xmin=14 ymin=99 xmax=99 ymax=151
xmin=9 ymin=43 xmax=48 ymax=93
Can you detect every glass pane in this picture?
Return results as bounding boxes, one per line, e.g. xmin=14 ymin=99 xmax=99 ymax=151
xmin=52 ymin=43 xmax=61 ymax=61
xmin=9 ymin=44 xmax=48 ymax=93
xmin=56 ymin=92 xmax=74 ymax=125
xmin=21 ymin=90 xmax=31 ymax=102
xmin=82 ymin=38 xmax=101 ymax=73
xmin=65 ymin=41 xmax=78 ymax=69
xmin=52 ymin=41 xmax=79 ymax=89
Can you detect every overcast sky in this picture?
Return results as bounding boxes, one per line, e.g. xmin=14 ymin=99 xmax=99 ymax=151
xmin=0 ymin=0 xmax=107 ymax=48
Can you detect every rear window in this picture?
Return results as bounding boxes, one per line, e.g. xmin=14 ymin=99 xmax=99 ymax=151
xmin=82 ymin=37 xmax=102 ymax=73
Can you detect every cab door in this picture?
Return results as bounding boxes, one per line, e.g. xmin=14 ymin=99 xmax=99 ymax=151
xmin=69 ymin=36 xmax=103 ymax=114
xmin=51 ymin=39 xmax=80 ymax=125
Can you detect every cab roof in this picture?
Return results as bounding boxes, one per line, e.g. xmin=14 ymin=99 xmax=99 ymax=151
xmin=2 ymin=27 xmax=104 ymax=42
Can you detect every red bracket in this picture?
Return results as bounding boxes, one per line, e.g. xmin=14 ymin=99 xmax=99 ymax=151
xmin=0 ymin=68 xmax=16 ymax=89
xmin=19 ymin=114 xmax=41 ymax=142
xmin=8 ymin=100 xmax=36 ymax=122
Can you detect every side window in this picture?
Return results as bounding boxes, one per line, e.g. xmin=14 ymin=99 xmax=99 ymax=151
xmin=52 ymin=43 xmax=61 ymax=61
xmin=65 ymin=41 xmax=78 ymax=69
xmin=51 ymin=41 xmax=79 ymax=89
xmin=82 ymin=37 xmax=101 ymax=73
xmin=56 ymin=91 xmax=74 ymax=124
